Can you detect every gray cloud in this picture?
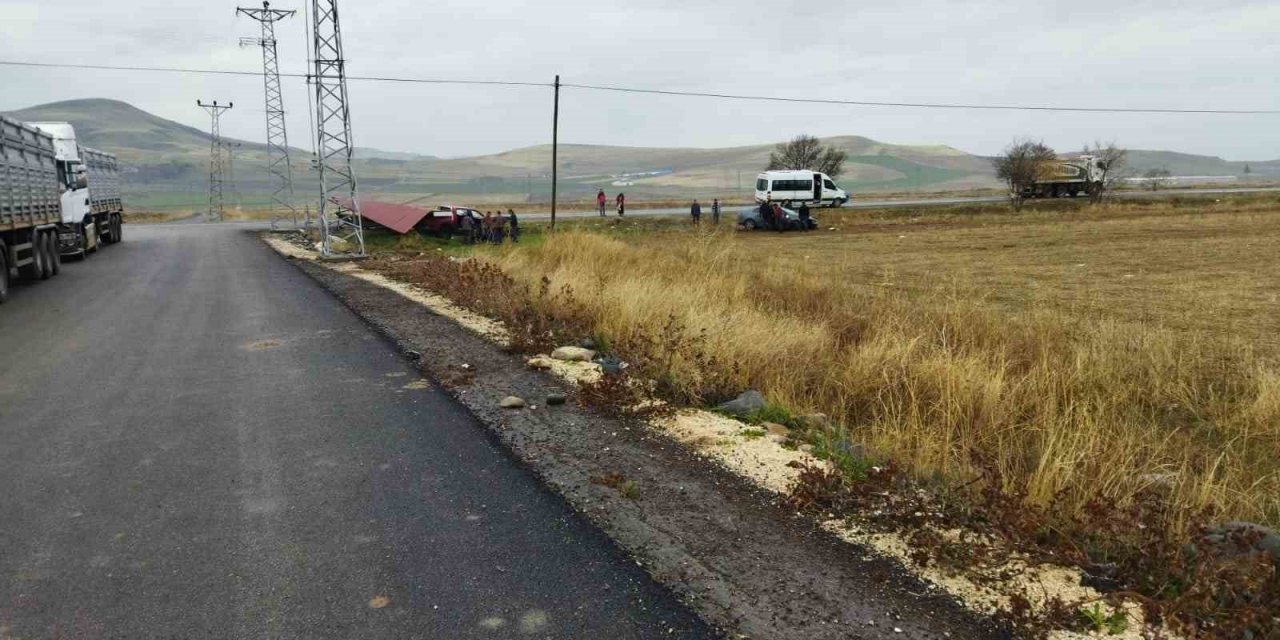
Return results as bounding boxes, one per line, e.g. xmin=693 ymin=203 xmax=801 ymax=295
xmin=1 ymin=0 xmax=1276 ymax=159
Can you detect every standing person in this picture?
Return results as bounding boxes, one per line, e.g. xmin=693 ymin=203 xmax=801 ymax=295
xmin=597 ymin=189 xmax=607 ymax=217
xmin=691 ymin=199 xmax=702 ymax=225
xmin=798 ymin=201 xmax=811 ymax=229
xmin=458 ymin=211 xmax=474 ymax=244
xmin=616 ymin=192 xmax=625 ymax=217
xmin=507 ymin=208 xmax=520 ymax=243
xmin=772 ymin=202 xmax=785 ymax=232
xmin=758 ymin=197 xmax=773 ymax=230
xmin=711 ymin=198 xmax=721 ymax=225
xmin=482 ymin=211 xmax=494 ymax=243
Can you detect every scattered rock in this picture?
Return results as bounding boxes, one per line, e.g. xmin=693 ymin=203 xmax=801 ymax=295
xmin=1202 ymin=521 xmax=1280 ymax=563
xmin=579 ymin=337 xmax=598 ymax=350
xmin=499 ymin=396 xmax=526 ymax=409
xmin=796 ymin=413 xmax=832 ymax=431
xmin=798 ymin=444 xmax=815 ymax=455
xmin=328 ymin=236 xmax=352 ymax=252
xmin=526 ymin=356 xmax=556 ymax=370
xmin=546 ymin=393 xmax=567 ymax=406
xmin=762 ymin=422 xmax=790 ymax=437
xmin=1081 ymin=562 xmax=1122 ymax=592
xmin=593 ymin=355 xmax=626 ymax=375
xmin=404 ymin=350 xmax=422 ymax=360
xmin=551 ymin=346 xmax=596 ymax=362
xmin=715 ymin=390 xmax=766 ymax=417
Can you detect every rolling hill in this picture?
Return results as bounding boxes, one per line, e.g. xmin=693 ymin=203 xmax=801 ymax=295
xmin=5 ymin=98 xmax=1276 ymax=211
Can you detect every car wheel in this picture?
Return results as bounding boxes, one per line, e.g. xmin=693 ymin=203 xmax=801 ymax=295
xmin=743 ymin=219 xmax=757 ymax=230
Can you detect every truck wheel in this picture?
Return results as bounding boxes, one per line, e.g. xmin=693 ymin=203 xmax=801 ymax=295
xmin=38 ymin=232 xmax=54 ymax=280
xmin=0 ymin=248 xmax=9 ymax=303
xmin=21 ymin=232 xmax=47 ymax=281
xmin=47 ymin=233 xmax=61 ymax=276
xmin=115 ymin=215 xmax=124 ymax=243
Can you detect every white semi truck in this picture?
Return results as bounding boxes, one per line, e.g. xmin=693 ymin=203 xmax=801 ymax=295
xmin=1020 ymin=155 xmax=1108 ymax=198
xmin=0 ymin=115 xmax=123 ymax=303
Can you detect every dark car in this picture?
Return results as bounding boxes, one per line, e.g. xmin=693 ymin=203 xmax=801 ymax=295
xmin=417 ymin=205 xmax=482 ymax=238
xmin=736 ymin=205 xmax=817 ymax=231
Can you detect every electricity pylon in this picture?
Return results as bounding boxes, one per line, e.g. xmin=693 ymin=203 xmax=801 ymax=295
xmin=310 ymin=0 xmax=365 ymax=257
xmin=222 ymin=141 xmax=243 ymax=209
xmin=237 ymin=1 xmax=301 ymax=230
xmin=196 ymin=100 xmax=233 ymax=222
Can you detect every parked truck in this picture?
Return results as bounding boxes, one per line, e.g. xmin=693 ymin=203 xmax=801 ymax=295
xmin=1021 ymin=155 xmax=1108 ymax=198
xmin=1 ymin=116 xmax=123 ymax=303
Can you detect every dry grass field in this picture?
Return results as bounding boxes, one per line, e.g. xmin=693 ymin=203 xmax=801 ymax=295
xmin=486 ymin=194 xmax=1280 ymax=534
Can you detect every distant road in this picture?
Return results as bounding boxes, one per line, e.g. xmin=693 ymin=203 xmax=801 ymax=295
xmin=517 ymin=186 xmax=1280 ymax=221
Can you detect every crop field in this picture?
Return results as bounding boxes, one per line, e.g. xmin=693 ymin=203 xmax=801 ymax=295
xmin=455 ymin=194 xmax=1280 ymax=536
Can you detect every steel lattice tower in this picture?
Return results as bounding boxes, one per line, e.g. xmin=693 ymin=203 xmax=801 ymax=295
xmin=197 ymin=100 xmax=233 ymax=222
xmin=309 ymin=0 xmax=364 ymax=256
xmin=237 ymin=1 xmax=301 ymax=230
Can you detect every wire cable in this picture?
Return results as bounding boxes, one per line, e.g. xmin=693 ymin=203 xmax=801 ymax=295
xmin=2 ymin=59 xmax=1277 ymax=114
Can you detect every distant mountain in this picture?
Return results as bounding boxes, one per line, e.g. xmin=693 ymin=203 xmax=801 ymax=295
xmin=352 ymin=147 xmax=437 ymax=162
xmin=4 ymin=99 xmax=1275 ymax=212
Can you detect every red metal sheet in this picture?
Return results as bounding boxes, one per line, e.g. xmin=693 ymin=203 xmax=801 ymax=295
xmin=338 ymin=198 xmax=430 ymax=234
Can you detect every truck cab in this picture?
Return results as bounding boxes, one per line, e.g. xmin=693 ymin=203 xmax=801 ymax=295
xmin=29 ymin=122 xmax=122 ymax=255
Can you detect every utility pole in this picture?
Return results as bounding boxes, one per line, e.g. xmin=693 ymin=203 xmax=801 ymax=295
xmin=550 ymin=75 xmax=560 ymax=230
xmin=309 ymin=0 xmax=364 ymax=257
xmin=237 ymin=1 xmax=300 ymax=230
xmin=222 ymin=141 xmax=243 ymax=209
xmin=197 ymin=100 xmax=233 ymax=222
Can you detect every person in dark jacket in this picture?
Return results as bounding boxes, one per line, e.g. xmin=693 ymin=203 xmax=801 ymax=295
xmin=712 ymin=198 xmax=721 ymax=224
xmin=507 ymin=208 xmax=519 ymax=242
xmin=616 ymin=192 xmax=625 ymax=217
xmin=691 ymin=200 xmax=702 ymax=225
xmin=758 ymin=197 xmax=773 ymax=230
xmin=798 ymin=202 xmax=811 ymax=229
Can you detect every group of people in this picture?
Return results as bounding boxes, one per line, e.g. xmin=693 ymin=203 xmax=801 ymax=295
xmin=459 ymin=209 xmax=519 ymax=244
xmin=689 ymin=198 xmax=722 ymax=225
xmin=597 ymin=190 xmax=626 ymax=216
xmin=757 ymin=195 xmax=811 ymax=231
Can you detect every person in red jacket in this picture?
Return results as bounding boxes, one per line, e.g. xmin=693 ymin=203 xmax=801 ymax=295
xmin=615 ymin=192 xmax=625 ymax=217
xmin=596 ymin=189 xmax=607 ymax=217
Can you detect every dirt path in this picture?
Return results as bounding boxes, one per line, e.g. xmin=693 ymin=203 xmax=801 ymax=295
xmin=277 ymin=239 xmax=1011 ymax=640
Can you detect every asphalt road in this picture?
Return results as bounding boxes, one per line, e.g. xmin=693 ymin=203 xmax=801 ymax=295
xmin=0 ymin=224 xmax=714 ymax=639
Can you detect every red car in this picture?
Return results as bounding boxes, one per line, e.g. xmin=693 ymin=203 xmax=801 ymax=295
xmin=416 ymin=205 xmax=482 ymax=238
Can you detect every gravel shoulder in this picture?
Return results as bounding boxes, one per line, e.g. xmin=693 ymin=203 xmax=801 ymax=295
xmin=268 ymin=233 xmax=1011 ymax=640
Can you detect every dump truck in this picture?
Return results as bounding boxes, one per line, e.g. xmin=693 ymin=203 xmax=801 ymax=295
xmin=1021 ymin=155 xmax=1108 ymax=198
xmin=1 ymin=115 xmax=124 ymax=303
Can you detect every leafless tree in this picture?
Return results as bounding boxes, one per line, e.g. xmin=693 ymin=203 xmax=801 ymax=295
xmin=992 ymin=138 xmax=1057 ymax=211
xmin=1084 ymin=140 xmax=1128 ymax=203
xmin=767 ymin=135 xmax=847 ymax=178
xmin=1143 ymin=167 xmax=1171 ymax=191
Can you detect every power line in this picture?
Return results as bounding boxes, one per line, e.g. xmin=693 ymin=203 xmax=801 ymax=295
xmin=559 ymin=82 xmax=1280 ymax=115
xmin=0 ymin=60 xmax=549 ymax=88
xmin=2 ymin=59 xmax=1278 ymax=115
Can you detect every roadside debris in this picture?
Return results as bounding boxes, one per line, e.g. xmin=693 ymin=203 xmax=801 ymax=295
xmin=551 ymin=345 xmax=596 ymax=362
xmin=499 ymin=396 xmax=526 ymax=409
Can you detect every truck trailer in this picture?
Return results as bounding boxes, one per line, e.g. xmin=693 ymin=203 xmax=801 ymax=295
xmin=1020 ymin=155 xmax=1108 ymax=198
xmin=1 ymin=115 xmax=124 ymax=304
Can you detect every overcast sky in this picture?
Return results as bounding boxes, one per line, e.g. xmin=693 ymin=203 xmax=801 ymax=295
xmin=1 ymin=0 xmax=1277 ymax=159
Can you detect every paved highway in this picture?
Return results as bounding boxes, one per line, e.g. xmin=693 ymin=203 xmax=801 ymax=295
xmin=0 ymin=224 xmax=714 ymax=638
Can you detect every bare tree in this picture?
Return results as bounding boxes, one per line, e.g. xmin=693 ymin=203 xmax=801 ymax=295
xmin=992 ymin=138 xmax=1057 ymax=211
xmin=767 ymin=135 xmax=847 ymax=178
xmin=1143 ymin=167 xmax=1171 ymax=191
xmin=1083 ymin=140 xmax=1128 ymax=203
